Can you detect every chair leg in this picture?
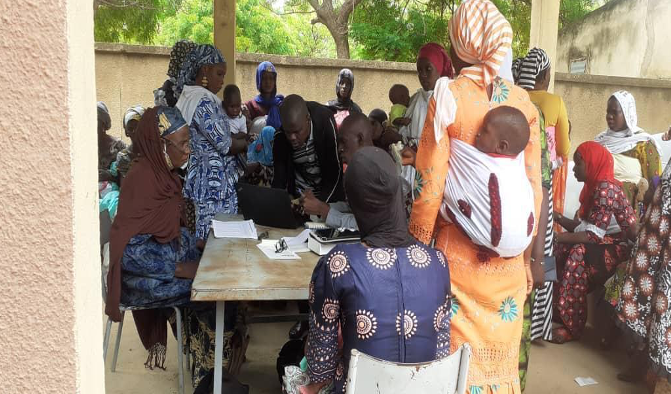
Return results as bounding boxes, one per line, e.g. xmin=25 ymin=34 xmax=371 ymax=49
xmin=103 ymin=316 xmax=113 ymax=362
xmin=174 ymin=306 xmax=185 ymax=394
xmin=111 ymin=311 xmax=125 ymax=372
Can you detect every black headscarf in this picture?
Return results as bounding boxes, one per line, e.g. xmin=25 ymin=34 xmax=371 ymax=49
xmin=327 ymin=68 xmax=362 ymax=113
xmin=344 ymin=147 xmax=415 ymax=248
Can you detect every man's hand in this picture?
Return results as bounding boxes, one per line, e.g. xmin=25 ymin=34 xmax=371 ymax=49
xmin=300 ymin=190 xmax=330 ymax=217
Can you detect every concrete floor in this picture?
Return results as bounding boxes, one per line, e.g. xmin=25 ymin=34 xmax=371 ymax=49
xmin=105 ymin=315 xmax=646 ymax=394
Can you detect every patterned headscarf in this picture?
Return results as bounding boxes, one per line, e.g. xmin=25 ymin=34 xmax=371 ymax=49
xmin=448 ymin=0 xmax=513 ymax=87
xmin=517 ymin=48 xmax=551 ymax=90
xmin=417 ymin=43 xmax=454 ymax=78
xmin=167 ymin=40 xmax=197 ymax=79
xmin=176 ymin=44 xmax=225 ymax=97
xmin=123 ymin=105 xmax=145 ymax=129
xmin=511 ymin=57 xmax=523 ymax=84
xmin=156 ymin=106 xmax=187 ymax=137
xmin=611 ymin=90 xmax=641 ymax=133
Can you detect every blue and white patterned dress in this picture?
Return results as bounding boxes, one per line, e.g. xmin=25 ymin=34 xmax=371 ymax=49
xmin=121 ymin=227 xmax=201 ymax=307
xmin=183 ymin=97 xmax=242 ymax=239
xmin=306 ymin=242 xmax=452 ymax=393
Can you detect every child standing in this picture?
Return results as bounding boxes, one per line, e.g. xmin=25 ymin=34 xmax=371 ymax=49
xmin=388 ymin=84 xmax=410 ymax=127
xmin=223 ymin=84 xmax=248 ymax=177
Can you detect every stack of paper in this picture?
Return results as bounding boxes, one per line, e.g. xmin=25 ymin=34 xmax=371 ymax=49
xmin=282 ymin=229 xmax=312 ymax=253
xmin=211 ymin=219 xmax=258 ymax=239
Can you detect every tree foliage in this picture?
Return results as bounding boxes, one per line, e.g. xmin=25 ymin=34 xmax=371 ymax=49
xmin=94 ymin=0 xmax=606 ymax=61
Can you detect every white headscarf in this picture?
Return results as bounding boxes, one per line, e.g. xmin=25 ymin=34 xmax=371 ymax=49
xmin=594 ymin=90 xmax=661 ymax=154
xmin=123 ymin=105 xmax=145 ymax=129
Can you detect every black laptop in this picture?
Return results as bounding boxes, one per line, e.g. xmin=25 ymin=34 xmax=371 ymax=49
xmin=236 ymin=183 xmax=304 ymax=229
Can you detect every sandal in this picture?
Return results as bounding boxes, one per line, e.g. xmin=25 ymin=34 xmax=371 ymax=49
xmin=550 ymin=327 xmax=574 ymax=344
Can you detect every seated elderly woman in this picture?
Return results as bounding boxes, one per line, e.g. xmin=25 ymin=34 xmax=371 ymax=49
xmin=106 ymin=106 xmax=244 ymax=388
xmin=552 ymin=141 xmax=638 ymax=344
xmin=296 ymin=147 xmax=452 ymax=393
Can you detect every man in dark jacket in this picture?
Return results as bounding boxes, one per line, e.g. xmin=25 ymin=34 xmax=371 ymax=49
xmin=273 ymin=94 xmax=344 ymax=203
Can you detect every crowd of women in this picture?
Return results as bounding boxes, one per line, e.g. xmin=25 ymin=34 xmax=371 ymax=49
xmin=97 ymin=0 xmax=671 ymax=393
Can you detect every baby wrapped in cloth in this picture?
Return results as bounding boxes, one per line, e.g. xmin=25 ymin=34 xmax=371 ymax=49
xmin=440 ymin=106 xmax=535 ymax=257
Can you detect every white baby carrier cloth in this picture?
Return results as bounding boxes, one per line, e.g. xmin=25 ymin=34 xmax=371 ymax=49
xmin=439 ymin=139 xmax=536 ymax=257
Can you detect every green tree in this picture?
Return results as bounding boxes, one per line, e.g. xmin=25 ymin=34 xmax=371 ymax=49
xmin=94 ymin=0 xmax=180 ymax=44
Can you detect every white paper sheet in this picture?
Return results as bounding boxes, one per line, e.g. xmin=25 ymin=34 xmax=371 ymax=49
xmin=211 ymin=219 xmax=258 ymax=239
xmin=257 ymin=239 xmax=301 ymax=260
xmin=282 ymin=229 xmax=312 ymax=253
xmin=574 ymin=377 xmax=598 ymax=387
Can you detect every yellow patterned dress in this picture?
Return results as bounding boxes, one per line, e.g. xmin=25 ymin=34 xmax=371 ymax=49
xmin=409 ymin=76 xmax=542 ymax=394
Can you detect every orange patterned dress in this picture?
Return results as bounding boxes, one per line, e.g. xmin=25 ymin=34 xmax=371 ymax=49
xmin=409 ymin=76 xmax=542 ymax=394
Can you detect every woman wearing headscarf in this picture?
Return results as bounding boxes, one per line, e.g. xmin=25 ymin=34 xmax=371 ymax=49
xmin=297 ymin=147 xmax=451 ymax=394
xmin=154 ymin=40 xmax=197 ymax=107
xmin=326 ymin=68 xmax=362 ymax=129
xmin=408 ymin=1 xmax=542 ymax=391
xmin=397 ymin=42 xmax=453 ymax=198
xmin=106 ymin=106 xmax=245 ymax=388
xmin=595 ymin=90 xmax=662 ymax=212
xmin=244 ymin=61 xmax=284 ymax=130
xmin=98 ymin=101 xmax=127 ymax=219
xmin=116 ymin=105 xmax=145 ymax=182
xmin=175 ymin=44 xmax=248 ymax=240
xmin=614 ymin=161 xmax=671 ymax=391
xmin=551 ymin=142 xmax=638 ymax=344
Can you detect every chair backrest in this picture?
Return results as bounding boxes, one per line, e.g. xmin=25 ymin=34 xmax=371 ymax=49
xmin=345 ymin=343 xmax=471 ymax=394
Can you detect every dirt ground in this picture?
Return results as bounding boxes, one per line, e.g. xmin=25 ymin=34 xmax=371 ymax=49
xmin=105 ymin=313 xmax=646 ymax=394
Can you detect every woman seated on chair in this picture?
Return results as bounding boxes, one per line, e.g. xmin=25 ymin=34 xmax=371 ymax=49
xmin=552 ymin=141 xmax=638 ymax=344
xmin=300 ymin=147 xmax=452 ymax=393
xmin=106 ymin=106 xmax=244 ymax=388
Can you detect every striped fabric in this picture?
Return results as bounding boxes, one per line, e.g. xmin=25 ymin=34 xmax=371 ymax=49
xmin=448 ymin=0 xmax=513 ymax=87
xmin=530 ymin=181 xmax=554 ymax=341
xmin=518 ymin=47 xmax=551 ymax=90
xmin=292 ymin=132 xmax=322 ymax=195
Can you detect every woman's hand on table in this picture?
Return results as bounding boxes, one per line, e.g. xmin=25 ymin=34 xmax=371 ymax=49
xmin=175 ymin=261 xmax=199 ymax=279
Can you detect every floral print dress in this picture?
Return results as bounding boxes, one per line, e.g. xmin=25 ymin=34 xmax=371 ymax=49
xmin=616 ymin=162 xmax=671 ymax=379
xmin=306 ymin=242 xmax=452 ymax=393
xmin=554 ymin=181 xmax=637 ymax=339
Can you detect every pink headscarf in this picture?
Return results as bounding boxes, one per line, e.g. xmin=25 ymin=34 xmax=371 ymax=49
xmin=418 ymin=43 xmax=454 ymax=78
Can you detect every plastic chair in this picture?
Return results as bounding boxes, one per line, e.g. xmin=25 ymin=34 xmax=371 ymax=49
xmin=99 ymin=210 xmax=189 ymax=394
xmin=345 ymin=343 xmax=471 ymax=394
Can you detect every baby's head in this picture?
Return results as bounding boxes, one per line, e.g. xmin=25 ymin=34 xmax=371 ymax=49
xmin=388 ymin=84 xmax=410 ymax=107
xmin=223 ymin=84 xmax=242 ymax=118
xmin=475 ymin=106 xmax=530 ymax=156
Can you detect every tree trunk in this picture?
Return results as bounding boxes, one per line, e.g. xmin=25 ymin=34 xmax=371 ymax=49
xmin=331 ymin=29 xmax=350 ymax=59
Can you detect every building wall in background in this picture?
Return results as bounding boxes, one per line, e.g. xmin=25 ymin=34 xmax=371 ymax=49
xmin=555 ymin=0 xmax=671 ymax=79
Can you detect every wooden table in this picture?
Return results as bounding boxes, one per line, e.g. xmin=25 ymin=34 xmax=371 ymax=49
xmin=191 ymin=214 xmax=321 ymax=394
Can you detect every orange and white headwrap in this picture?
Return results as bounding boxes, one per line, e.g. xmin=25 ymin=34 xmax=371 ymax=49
xmin=449 ymin=0 xmax=513 ymax=87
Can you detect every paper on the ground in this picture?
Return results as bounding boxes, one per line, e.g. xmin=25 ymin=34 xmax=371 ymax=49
xmin=574 ymin=377 xmax=598 ymax=387
xmin=257 ymin=239 xmax=301 ymax=260
xmin=211 ymin=219 xmax=258 ymax=239
xmin=282 ymin=229 xmax=312 ymax=253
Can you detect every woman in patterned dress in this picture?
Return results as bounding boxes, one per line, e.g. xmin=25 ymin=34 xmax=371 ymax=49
xmin=302 ymin=147 xmax=452 ymax=394
xmin=615 ymin=161 xmax=671 ymax=392
xmin=408 ymin=1 xmax=542 ymax=392
xmin=552 ymin=141 xmax=638 ymax=343
xmin=175 ymin=44 xmax=248 ymax=240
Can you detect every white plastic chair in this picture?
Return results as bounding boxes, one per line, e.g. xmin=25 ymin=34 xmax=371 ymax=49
xmin=345 ymin=343 xmax=471 ymax=394
xmin=99 ymin=210 xmax=189 ymax=394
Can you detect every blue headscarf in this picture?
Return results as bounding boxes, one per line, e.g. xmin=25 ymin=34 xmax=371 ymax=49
xmin=247 ymin=126 xmax=276 ymax=166
xmin=254 ymin=61 xmax=284 ymax=130
xmin=156 ymin=106 xmax=187 ymax=137
xmin=176 ymin=44 xmax=225 ymax=97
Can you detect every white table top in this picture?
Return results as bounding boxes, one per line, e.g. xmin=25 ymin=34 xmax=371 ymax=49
xmin=191 ymin=214 xmax=321 ymax=302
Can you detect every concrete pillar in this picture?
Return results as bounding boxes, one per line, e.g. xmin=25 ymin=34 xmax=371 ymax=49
xmin=214 ymin=0 xmax=237 ymax=87
xmin=0 ymin=0 xmax=103 ymax=392
xmin=530 ymin=0 xmax=561 ymax=92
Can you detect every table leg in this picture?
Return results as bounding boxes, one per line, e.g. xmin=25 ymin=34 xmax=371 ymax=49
xmin=214 ymin=301 xmax=225 ymax=394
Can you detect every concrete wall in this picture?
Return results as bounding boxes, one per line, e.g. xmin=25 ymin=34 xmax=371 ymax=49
xmin=555 ymin=0 xmax=671 ymax=79
xmin=555 ymin=72 xmax=671 ymax=154
xmin=95 ymin=43 xmax=420 ymax=140
xmin=0 ymin=0 xmax=102 ymax=392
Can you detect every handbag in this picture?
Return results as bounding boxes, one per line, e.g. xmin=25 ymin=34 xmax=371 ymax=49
xmin=544 ymin=256 xmax=557 ymax=282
